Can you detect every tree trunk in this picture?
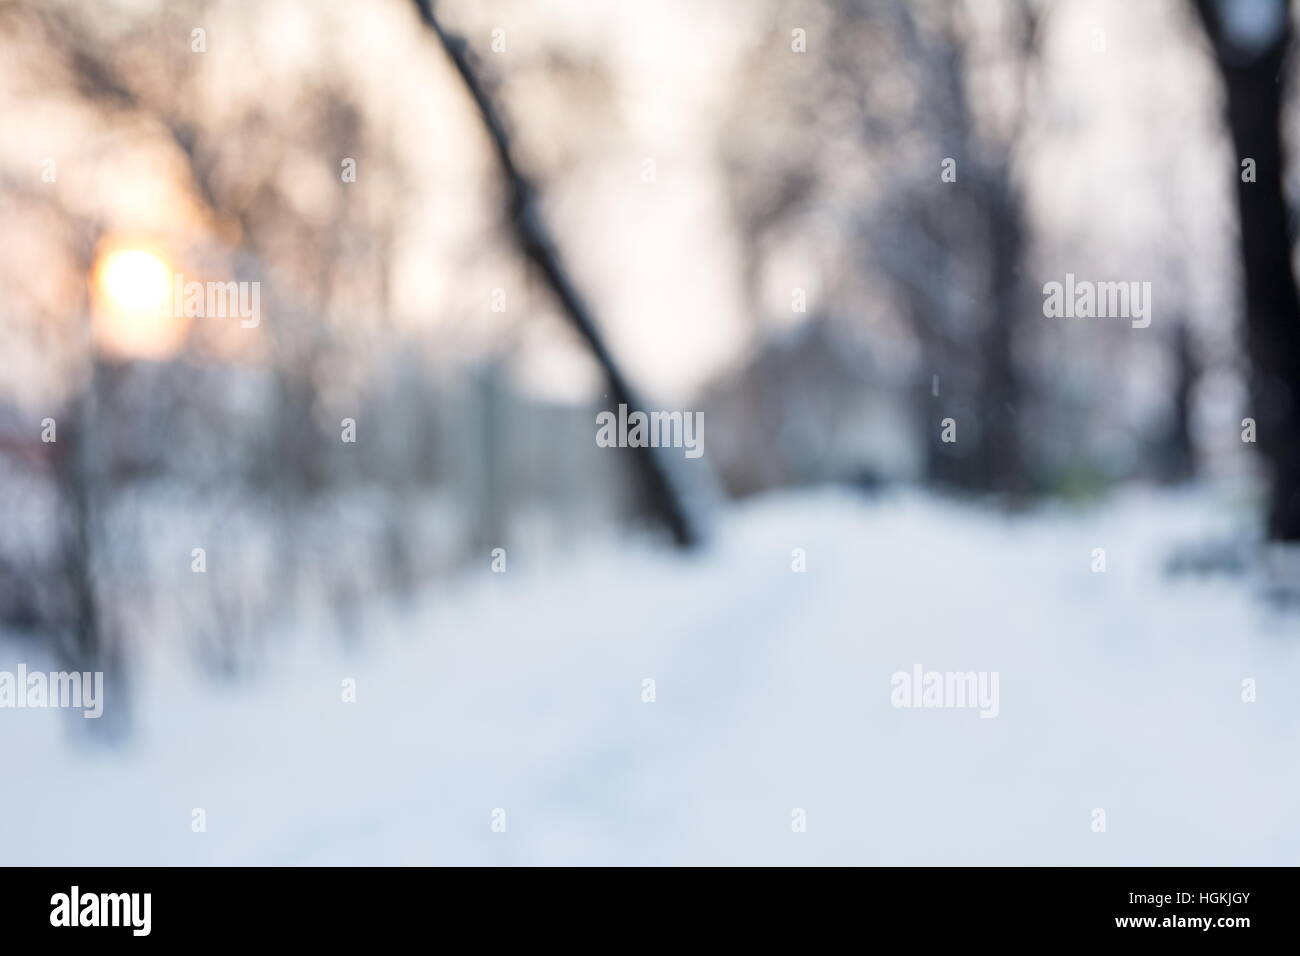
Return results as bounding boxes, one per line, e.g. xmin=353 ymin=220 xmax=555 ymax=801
xmin=1195 ymin=0 xmax=1300 ymax=539
xmin=411 ymin=0 xmax=699 ymax=548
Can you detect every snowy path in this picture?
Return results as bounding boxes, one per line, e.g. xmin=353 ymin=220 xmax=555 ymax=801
xmin=3 ymin=489 xmax=1299 ymax=865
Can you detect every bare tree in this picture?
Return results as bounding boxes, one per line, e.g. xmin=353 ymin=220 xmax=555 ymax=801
xmin=720 ymin=0 xmax=1042 ymax=497
xmin=1194 ymin=0 xmax=1300 ymax=540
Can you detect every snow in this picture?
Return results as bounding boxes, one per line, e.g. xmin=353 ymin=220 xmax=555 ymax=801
xmin=2 ymin=487 xmax=1299 ymax=865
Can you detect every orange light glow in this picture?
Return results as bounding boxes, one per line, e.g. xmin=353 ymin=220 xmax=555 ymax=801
xmin=92 ymin=244 xmax=190 ymax=360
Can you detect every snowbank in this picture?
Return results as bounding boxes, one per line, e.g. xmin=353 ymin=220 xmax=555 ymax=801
xmin=2 ymin=488 xmax=1297 ymax=865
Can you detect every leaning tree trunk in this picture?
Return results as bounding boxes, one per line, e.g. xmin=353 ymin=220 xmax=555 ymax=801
xmin=1195 ymin=0 xmax=1300 ymax=540
xmin=411 ymin=0 xmax=699 ymax=548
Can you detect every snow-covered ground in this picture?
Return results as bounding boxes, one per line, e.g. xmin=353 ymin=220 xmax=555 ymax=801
xmin=3 ymin=487 xmax=1299 ymax=865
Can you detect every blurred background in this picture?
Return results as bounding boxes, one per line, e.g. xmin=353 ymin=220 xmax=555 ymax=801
xmin=2 ymin=0 xmax=1300 ymax=865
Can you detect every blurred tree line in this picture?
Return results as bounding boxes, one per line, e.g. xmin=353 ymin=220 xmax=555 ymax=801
xmin=0 ymin=0 xmax=1298 ymax=733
